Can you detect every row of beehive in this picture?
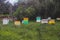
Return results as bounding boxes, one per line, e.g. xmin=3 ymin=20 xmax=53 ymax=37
xmin=2 ymin=18 xmax=29 ymax=25
xmin=2 ymin=17 xmax=56 ymax=26
xmin=36 ymin=17 xmax=55 ymax=24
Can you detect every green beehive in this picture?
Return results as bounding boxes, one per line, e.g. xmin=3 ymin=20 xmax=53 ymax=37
xmin=23 ymin=18 xmax=29 ymax=24
xmin=23 ymin=20 xmax=28 ymax=24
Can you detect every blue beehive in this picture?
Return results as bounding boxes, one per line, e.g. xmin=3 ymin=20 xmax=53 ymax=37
xmin=36 ymin=17 xmax=41 ymax=22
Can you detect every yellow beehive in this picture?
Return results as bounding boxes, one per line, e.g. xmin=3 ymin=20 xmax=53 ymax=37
xmin=48 ymin=19 xmax=55 ymax=24
xmin=14 ymin=21 xmax=21 ymax=25
xmin=24 ymin=18 xmax=28 ymax=20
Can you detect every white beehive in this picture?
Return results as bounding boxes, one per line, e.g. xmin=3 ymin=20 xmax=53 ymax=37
xmin=41 ymin=19 xmax=48 ymax=24
xmin=3 ymin=18 xmax=9 ymax=25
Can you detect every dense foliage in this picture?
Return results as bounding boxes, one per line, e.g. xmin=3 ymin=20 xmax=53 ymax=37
xmin=13 ymin=0 xmax=60 ymax=20
xmin=0 ymin=0 xmax=60 ymax=19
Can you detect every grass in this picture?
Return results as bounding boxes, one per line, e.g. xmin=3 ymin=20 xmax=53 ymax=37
xmin=0 ymin=21 xmax=60 ymax=40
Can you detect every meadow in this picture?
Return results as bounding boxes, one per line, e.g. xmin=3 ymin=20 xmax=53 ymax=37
xmin=0 ymin=21 xmax=60 ymax=40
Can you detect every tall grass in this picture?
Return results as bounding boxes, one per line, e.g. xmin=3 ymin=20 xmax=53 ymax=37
xmin=0 ymin=21 xmax=60 ymax=40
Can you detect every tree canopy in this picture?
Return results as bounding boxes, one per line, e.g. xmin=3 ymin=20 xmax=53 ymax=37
xmin=0 ymin=0 xmax=60 ymax=20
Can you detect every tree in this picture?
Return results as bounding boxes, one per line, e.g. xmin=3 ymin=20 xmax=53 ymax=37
xmin=0 ymin=0 xmax=7 ymax=14
xmin=13 ymin=0 xmax=60 ymax=20
xmin=13 ymin=5 xmax=24 ymax=20
xmin=0 ymin=0 xmax=13 ymax=16
xmin=25 ymin=6 xmax=35 ymax=17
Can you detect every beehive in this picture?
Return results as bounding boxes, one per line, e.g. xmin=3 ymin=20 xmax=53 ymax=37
xmin=14 ymin=21 xmax=21 ymax=25
xmin=36 ymin=17 xmax=41 ymax=22
xmin=41 ymin=19 xmax=48 ymax=24
xmin=23 ymin=18 xmax=29 ymax=24
xmin=24 ymin=18 xmax=28 ymax=20
xmin=56 ymin=18 xmax=60 ymax=20
xmin=3 ymin=18 xmax=9 ymax=25
xmin=48 ymin=19 xmax=55 ymax=24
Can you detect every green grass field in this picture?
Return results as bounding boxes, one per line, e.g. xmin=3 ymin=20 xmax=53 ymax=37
xmin=0 ymin=21 xmax=60 ymax=40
